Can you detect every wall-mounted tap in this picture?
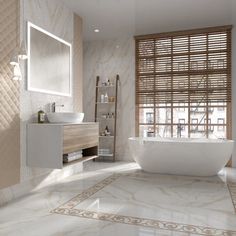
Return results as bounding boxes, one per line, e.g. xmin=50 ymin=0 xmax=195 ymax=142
xmin=177 ymin=123 xmax=183 ymax=138
xmin=51 ymin=102 xmax=64 ymax=113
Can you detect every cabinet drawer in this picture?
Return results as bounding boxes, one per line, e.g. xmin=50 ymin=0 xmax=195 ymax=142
xmin=63 ymin=124 xmax=99 ymax=154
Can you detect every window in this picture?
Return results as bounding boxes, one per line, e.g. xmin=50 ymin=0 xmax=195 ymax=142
xmin=178 ymin=103 xmax=185 ymax=112
xmin=217 ymin=102 xmax=225 ymax=111
xmin=178 ymin=118 xmax=185 ymax=130
xmin=217 ymin=118 xmax=225 ymax=131
xmin=204 ymin=118 xmax=213 ymax=132
xmin=146 ymin=112 xmax=154 ymax=123
xmin=191 ymin=118 xmax=198 ymax=132
xmin=135 ymin=26 xmax=232 ymax=139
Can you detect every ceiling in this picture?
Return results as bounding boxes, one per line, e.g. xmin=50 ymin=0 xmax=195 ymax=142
xmin=62 ymin=0 xmax=232 ymax=42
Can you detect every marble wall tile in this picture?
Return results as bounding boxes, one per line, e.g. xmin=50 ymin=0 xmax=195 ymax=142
xmin=0 ymin=0 xmax=82 ymax=205
xmin=231 ymin=1 xmax=236 ymax=168
xmin=20 ymin=0 xmax=74 ymax=182
xmin=83 ymin=38 xmax=135 ymax=161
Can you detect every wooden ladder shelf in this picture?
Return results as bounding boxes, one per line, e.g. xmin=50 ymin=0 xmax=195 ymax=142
xmin=94 ymin=75 xmax=119 ymax=162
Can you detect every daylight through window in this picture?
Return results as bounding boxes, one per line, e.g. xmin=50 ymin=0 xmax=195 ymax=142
xmin=135 ymin=26 xmax=232 ymax=138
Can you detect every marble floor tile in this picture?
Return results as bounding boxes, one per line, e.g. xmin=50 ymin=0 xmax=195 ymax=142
xmin=1 ymin=161 xmax=236 ymax=236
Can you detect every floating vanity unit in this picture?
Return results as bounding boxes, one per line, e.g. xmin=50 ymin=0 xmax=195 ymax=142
xmin=27 ymin=123 xmax=99 ymax=169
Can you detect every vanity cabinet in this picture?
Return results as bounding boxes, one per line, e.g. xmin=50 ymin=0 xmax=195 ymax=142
xmin=27 ymin=123 xmax=99 ymax=169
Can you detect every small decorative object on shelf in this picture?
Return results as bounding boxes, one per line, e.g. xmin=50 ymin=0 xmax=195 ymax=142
xmin=63 ymin=150 xmax=83 ymax=163
xmin=108 ymin=96 xmax=115 ymax=102
xmin=38 ymin=108 xmax=46 ymax=123
xmin=104 ymin=92 xmax=109 ymax=103
xmin=100 ymin=125 xmax=112 ymax=136
xmin=105 ymin=126 xmax=110 ymax=136
xmin=100 ymin=78 xmax=114 ymax=87
xmin=101 ymin=94 xmax=105 ymax=103
xmin=95 ymin=74 xmax=119 ymax=162
xmin=99 ymin=113 xmax=115 ymax=119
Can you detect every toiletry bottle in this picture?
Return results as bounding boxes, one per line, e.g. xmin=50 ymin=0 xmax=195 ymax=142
xmin=105 ymin=126 xmax=109 ymax=136
xmin=105 ymin=126 xmax=110 ymax=136
xmin=38 ymin=108 xmax=45 ymax=123
xmin=104 ymin=93 xmax=108 ymax=103
xmin=101 ymin=94 xmax=105 ymax=103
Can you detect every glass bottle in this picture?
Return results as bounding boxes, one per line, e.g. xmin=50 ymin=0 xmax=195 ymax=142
xmin=104 ymin=93 xmax=108 ymax=103
xmin=38 ymin=108 xmax=45 ymax=123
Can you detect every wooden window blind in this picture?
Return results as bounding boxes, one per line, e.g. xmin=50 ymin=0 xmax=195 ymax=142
xmin=135 ymin=26 xmax=232 ymax=138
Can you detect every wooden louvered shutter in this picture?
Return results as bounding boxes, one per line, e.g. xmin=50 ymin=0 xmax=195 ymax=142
xmin=135 ymin=25 xmax=232 ymax=138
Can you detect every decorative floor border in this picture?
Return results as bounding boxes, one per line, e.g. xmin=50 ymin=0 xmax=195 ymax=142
xmin=228 ymin=182 xmax=236 ymax=212
xmin=55 ymin=174 xmax=122 ymax=209
xmin=52 ymin=173 xmax=236 ymax=236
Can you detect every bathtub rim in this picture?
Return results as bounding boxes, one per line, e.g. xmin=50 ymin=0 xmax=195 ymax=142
xmin=128 ymin=137 xmax=234 ymax=144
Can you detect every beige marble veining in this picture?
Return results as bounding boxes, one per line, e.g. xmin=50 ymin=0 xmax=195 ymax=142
xmin=83 ymin=38 xmax=135 ymax=161
xmin=20 ymin=0 xmax=73 ymax=185
xmin=0 ymin=0 xmax=20 ymax=189
xmin=232 ymin=0 xmax=236 ymax=168
xmin=51 ymin=162 xmax=236 ymax=235
xmin=0 ymin=0 xmax=83 ymax=205
xmin=3 ymin=161 xmax=236 ymax=236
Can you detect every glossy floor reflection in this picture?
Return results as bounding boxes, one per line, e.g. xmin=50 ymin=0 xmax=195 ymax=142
xmin=75 ymin=173 xmax=235 ymax=228
xmin=0 ymin=161 xmax=236 ymax=236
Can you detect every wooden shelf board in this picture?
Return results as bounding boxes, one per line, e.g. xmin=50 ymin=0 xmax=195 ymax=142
xmin=98 ymin=153 xmax=114 ymax=157
xmin=96 ymin=85 xmax=115 ymax=88
xmin=96 ymin=102 xmax=115 ymax=104
xmin=96 ymin=117 xmax=115 ymax=120
xmin=63 ymin=155 xmax=98 ymax=167
xmin=99 ymin=136 xmax=114 ymax=138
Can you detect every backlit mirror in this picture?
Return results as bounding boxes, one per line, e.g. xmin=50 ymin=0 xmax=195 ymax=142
xmin=27 ymin=22 xmax=72 ymax=96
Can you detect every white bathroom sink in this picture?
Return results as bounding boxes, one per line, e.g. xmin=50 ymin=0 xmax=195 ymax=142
xmin=47 ymin=112 xmax=84 ymax=123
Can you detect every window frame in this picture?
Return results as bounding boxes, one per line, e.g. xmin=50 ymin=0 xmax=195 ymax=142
xmin=135 ymin=25 xmax=232 ymax=139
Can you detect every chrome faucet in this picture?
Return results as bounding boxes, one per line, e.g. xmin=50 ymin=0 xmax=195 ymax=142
xmin=51 ymin=102 xmax=64 ymax=113
xmin=177 ymin=123 xmax=183 ymax=138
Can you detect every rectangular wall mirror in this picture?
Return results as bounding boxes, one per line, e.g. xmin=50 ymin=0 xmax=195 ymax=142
xmin=27 ymin=22 xmax=72 ymax=96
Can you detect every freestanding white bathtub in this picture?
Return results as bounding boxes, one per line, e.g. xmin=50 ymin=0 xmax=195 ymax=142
xmin=129 ymin=137 xmax=234 ymax=176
